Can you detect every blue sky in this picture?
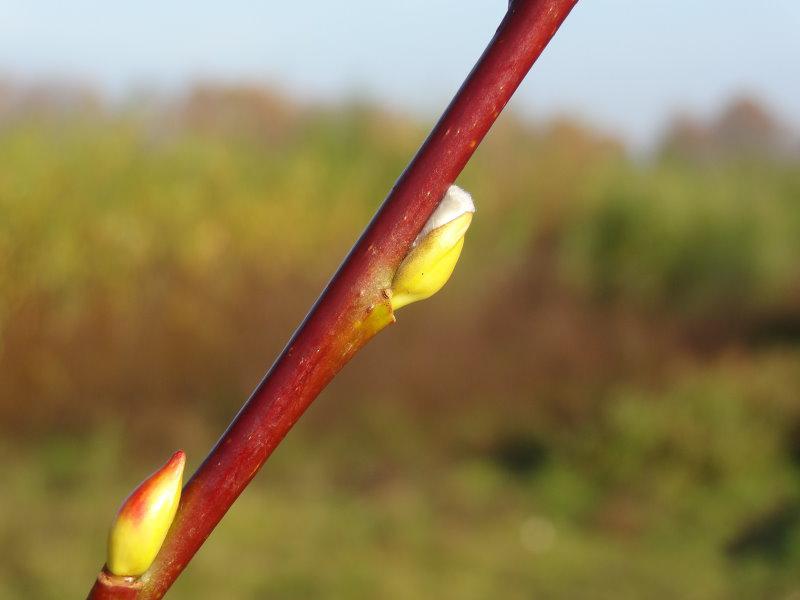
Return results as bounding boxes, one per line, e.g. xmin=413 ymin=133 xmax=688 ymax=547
xmin=1 ymin=1 xmax=799 ymax=147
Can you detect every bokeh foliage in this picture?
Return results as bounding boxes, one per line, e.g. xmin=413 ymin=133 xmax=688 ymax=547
xmin=1 ymin=85 xmax=799 ymax=598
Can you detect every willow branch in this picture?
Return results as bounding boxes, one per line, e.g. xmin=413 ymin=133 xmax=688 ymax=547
xmin=88 ymin=1 xmax=579 ymax=597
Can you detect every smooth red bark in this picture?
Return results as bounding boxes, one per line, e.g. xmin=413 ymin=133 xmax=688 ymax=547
xmin=87 ymin=1 xmax=579 ymax=597
xmin=88 ymin=572 xmax=141 ymax=599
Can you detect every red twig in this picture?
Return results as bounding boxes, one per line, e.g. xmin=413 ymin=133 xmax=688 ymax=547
xmin=88 ymin=573 xmax=141 ymax=599
xmin=87 ymin=1 xmax=578 ymax=597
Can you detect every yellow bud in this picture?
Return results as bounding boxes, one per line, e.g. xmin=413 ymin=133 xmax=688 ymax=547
xmin=390 ymin=185 xmax=475 ymax=311
xmin=107 ymin=450 xmax=186 ymax=577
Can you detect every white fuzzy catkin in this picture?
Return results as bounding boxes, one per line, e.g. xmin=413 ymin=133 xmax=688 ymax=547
xmin=413 ymin=185 xmax=476 ymax=247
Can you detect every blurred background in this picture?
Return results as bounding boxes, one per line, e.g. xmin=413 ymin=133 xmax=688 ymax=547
xmin=2 ymin=1 xmax=800 ymax=598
